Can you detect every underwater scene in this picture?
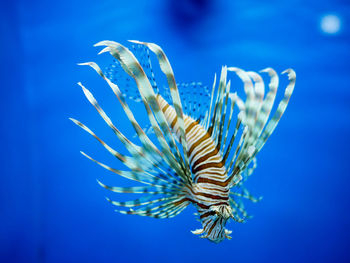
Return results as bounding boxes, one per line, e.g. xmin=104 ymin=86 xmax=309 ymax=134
xmin=1 ymin=0 xmax=350 ymax=262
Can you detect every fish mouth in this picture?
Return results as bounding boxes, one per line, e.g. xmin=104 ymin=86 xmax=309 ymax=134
xmin=191 ymin=217 xmax=232 ymax=243
xmin=207 ymin=233 xmax=226 ymax=243
xmin=191 ymin=227 xmax=232 ymax=243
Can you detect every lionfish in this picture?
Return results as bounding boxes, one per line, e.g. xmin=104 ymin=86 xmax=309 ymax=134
xmin=71 ymin=40 xmax=295 ymax=243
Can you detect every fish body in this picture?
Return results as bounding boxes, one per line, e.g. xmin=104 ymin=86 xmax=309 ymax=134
xmin=158 ymin=94 xmax=231 ymax=242
xmin=71 ymin=40 xmax=295 ymax=243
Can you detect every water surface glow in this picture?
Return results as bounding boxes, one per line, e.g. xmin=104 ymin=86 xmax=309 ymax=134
xmin=320 ymin=14 xmax=341 ymax=34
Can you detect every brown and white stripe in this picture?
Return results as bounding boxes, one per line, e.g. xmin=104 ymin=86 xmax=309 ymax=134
xmin=157 ymin=94 xmax=232 ymax=242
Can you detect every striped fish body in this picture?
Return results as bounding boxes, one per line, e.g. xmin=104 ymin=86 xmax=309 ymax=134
xmin=158 ymin=94 xmax=232 ymax=242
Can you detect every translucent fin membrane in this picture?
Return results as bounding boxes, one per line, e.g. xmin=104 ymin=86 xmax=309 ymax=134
xmin=104 ymin=43 xmax=158 ymax=102
xmin=177 ymin=82 xmax=211 ymax=122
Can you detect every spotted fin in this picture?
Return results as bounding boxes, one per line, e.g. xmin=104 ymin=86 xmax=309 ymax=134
xmin=177 ymin=82 xmax=211 ymax=123
xmin=104 ymin=43 xmax=158 ymax=102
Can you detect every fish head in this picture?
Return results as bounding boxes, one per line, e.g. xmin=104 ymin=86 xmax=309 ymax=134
xmin=192 ymin=203 xmax=234 ymax=243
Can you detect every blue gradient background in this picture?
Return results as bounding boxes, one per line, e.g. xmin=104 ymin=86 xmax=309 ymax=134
xmin=1 ymin=0 xmax=349 ymax=262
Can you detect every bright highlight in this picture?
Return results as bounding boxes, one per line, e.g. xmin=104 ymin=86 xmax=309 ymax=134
xmin=320 ymin=14 xmax=341 ymax=34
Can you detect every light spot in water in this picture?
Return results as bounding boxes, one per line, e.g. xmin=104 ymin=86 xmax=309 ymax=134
xmin=320 ymin=14 xmax=341 ymax=35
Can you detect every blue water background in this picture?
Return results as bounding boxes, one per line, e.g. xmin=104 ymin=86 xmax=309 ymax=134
xmin=1 ymin=0 xmax=350 ymax=262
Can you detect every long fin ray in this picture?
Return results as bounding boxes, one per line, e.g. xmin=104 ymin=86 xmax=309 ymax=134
xmin=95 ymin=41 xmax=190 ymax=183
xmin=104 ymin=43 xmax=158 ymax=102
xmin=78 ymin=62 xmax=185 ymax=184
xmin=70 ymin=118 xmax=141 ymax=171
xmin=80 ymin=151 xmax=180 ymax=188
xmin=97 ymin=180 xmax=174 ymax=194
xmin=226 ymin=68 xmax=295 ymax=188
xmin=130 ymin=40 xmax=191 ymax=181
xmin=205 ymin=74 xmax=217 ymax=130
xmin=256 ymin=69 xmax=296 ymax=152
xmin=95 ymin=41 xmax=188 ymax=182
